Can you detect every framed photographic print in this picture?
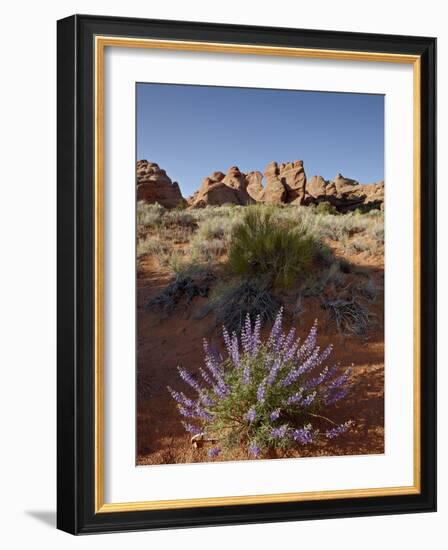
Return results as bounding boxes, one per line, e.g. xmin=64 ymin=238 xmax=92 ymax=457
xmin=57 ymin=14 xmax=436 ymax=534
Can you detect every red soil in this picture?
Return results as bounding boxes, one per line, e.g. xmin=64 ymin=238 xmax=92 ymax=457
xmin=136 ymin=250 xmax=384 ymax=465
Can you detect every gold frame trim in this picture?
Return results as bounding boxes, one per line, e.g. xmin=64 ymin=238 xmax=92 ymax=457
xmin=94 ymin=36 xmax=421 ymax=513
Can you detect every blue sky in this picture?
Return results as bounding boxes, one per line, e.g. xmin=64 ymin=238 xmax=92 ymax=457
xmin=136 ymin=83 xmax=384 ymax=197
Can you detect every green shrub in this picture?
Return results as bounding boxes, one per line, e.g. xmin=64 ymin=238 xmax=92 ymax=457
xmin=191 ymin=236 xmax=226 ymax=262
xmin=159 ymin=249 xmax=188 ymax=274
xmin=228 ymin=206 xmax=316 ymax=288
xmin=137 ymin=201 xmax=165 ymax=226
xmin=137 ymin=236 xmax=166 ymax=257
xmin=164 ymin=210 xmax=196 ymax=228
xmin=315 ymin=201 xmax=339 ymax=216
xmin=196 ymin=217 xmax=235 ymax=241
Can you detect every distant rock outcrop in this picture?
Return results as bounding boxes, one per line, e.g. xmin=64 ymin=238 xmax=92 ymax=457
xmin=246 ymin=171 xmax=264 ymax=202
xmin=137 ymin=159 xmax=384 ymax=212
xmin=305 ymin=173 xmax=384 ymax=212
xmin=188 ymin=166 xmax=256 ymax=208
xmin=263 ymin=160 xmax=306 ymax=205
xmin=137 ymin=160 xmax=184 ymax=209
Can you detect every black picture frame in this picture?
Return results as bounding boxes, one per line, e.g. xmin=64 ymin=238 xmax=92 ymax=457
xmin=57 ymin=14 xmax=436 ymax=535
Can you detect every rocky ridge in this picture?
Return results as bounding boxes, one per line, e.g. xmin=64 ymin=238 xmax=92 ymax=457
xmin=137 ymin=159 xmax=384 ymax=212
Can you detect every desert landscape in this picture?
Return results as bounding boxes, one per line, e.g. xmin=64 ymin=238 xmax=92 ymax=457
xmin=136 ymin=158 xmax=384 ymax=465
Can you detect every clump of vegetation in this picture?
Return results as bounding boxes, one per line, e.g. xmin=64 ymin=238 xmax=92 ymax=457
xmin=158 ymin=249 xmax=189 ymax=274
xmin=302 ymin=262 xmax=346 ymax=297
xmin=146 ymin=268 xmax=215 ymax=314
xmin=137 ymin=201 xmax=165 ymax=227
xmin=315 ymin=201 xmax=339 ymax=216
xmin=347 ymin=236 xmax=371 ymax=255
xmin=163 ymin=209 xmax=196 ymax=228
xmin=228 ymin=206 xmax=317 ymax=288
xmin=169 ymin=309 xmax=353 ymax=459
xmin=190 ymin=236 xmax=227 ymax=263
xmin=174 ymin=200 xmax=189 ymax=210
xmin=202 ymin=280 xmax=282 ymax=334
xmin=137 ymin=236 xmax=167 ymax=258
xmin=314 ymin=243 xmax=336 ymax=268
xmin=321 ymin=297 xmax=373 ymax=336
xmin=195 ymin=217 xmax=236 ymax=242
xmin=356 ymin=277 xmax=380 ymax=302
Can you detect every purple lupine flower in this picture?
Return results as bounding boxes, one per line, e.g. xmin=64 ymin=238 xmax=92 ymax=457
xmin=230 ymin=331 xmax=240 ymax=368
xmin=177 ymin=366 xmax=202 ymax=393
xmin=271 ymin=425 xmax=288 ymax=439
xmin=177 ymin=406 xmax=197 ymax=418
xmin=292 ymin=424 xmax=315 ymax=445
xmin=251 ymin=314 xmax=262 ymax=356
xmin=325 ymin=387 xmax=349 ymax=406
xmin=222 ymin=326 xmax=233 ymax=359
xmin=266 ymin=307 xmax=284 ymax=349
xmin=167 ymin=386 xmax=196 ymax=408
xmin=324 ymin=368 xmax=352 ymax=405
xmin=256 ymin=379 xmax=266 ymax=402
xmin=246 ymin=406 xmax=256 ymax=423
xmin=203 ymin=339 xmax=230 ymax=397
xmin=315 ymin=345 xmax=333 ymax=369
xmin=269 ymin=408 xmax=281 ymax=422
xmin=181 ymin=422 xmax=202 ymax=435
xmin=286 ymin=388 xmax=304 ymax=405
xmin=213 ymin=383 xmax=229 ymax=398
xmin=266 ymin=356 xmax=282 ymax=386
xmin=199 ymin=367 xmax=213 ymax=386
xmin=242 ymin=362 xmax=251 ymax=385
xmin=281 ymin=346 xmax=322 ymax=386
xmin=241 ymin=313 xmax=253 ymax=354
xmin=296 ymin=320 xmax=318 ymax=361
xmin=203 ymin=339 xmax=224 ymax=382
xmin=195 ymin=408 xmax=214 ymax=422
xmin=325 ymin=421 xmax=353 ymax=439
xmin=302 ymin=363 xmax=338 ymax=391
xmin=199 ymin=393 xmax=214 ymax=407
xmin=327 ymin=368 xmax=352 ymax=390
xmin=248 ymin=443 xmax=261 ymax=457
xmin=282 ymin=338 xmax=301 ymax=363
xmin=280 ymin=327 xmax=297 ymax=357
xmin=272 ymin=333 xmax=286 ymax=354
xmin=176 ymin=396 xmax=213 ymax=421
xmin=300 ymin=391 xmax=317 ymax=408
xmin=208 ymin=447 xmax=221 ymax=458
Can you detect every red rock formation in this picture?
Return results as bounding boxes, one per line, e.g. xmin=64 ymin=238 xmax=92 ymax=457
xmin=137 ymin=160 xmax=185 ymax=209
xmin=306 ymin=173 xmax=384 ymax=212
xmin=189 ymin=166 xmax=256 ymax=208
xmin=246 ymin=171 xmax=264 ymax=202
xmin=137 ymin=159 xmax=384 ymax=212
xmin=263 ymin=160 xmax=306 ymax=205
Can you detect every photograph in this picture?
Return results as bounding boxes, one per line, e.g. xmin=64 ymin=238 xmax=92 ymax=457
xmin=136 ymin=83 xmax=386 ymax=466
xmin=53 ymin=10 xmax=435 ymax=536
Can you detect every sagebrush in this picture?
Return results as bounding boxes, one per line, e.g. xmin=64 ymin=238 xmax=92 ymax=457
xmin=228 ymin=206 xmax=317 ymax=288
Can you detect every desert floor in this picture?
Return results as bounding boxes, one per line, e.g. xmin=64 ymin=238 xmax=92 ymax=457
xmin=136 ymin=205 xmax=384 ymax=465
